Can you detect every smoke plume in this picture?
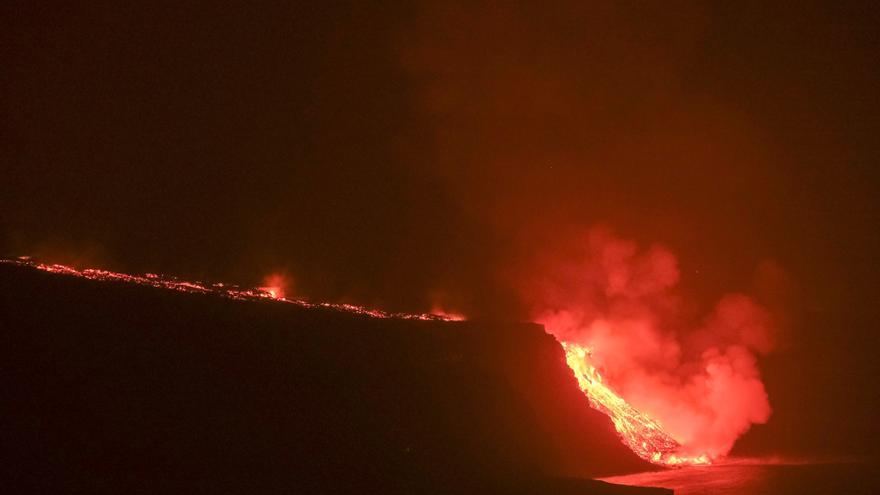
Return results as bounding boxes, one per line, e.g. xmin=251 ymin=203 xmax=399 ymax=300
xmin=400 ymin=2 xmax=786 ymax=457
xmin=525 ymin=228 xmax=774 ymax=458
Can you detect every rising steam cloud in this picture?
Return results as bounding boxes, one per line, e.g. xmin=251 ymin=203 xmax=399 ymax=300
xmin=529 ymin=228 xmax=773 ymax=458
xmin=402 ymin=2 xmax=784 ymax=458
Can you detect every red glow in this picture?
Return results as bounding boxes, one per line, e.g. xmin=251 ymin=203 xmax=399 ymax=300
xmin=525 ymin=228 xmax=774 ymax=466
xmin=429 ymin=305 xmax=466 ymax=321
xmin=4 ymin=258 xmax=458 ymax=322
xmin=259 ymin=273 xmax=290 ymax=300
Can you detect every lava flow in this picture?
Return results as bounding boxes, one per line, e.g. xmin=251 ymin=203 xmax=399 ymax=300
xmin=3 ymin=257 xmax=709 ymax=467
xmin=2 ymin=258 xmax=456 ymax=321
xmin=563 ymin=343 xmax=710 ymax=467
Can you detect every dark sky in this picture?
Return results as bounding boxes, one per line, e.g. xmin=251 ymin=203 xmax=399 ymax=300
xmin=3 ymin=2 xmax=879 ymax=459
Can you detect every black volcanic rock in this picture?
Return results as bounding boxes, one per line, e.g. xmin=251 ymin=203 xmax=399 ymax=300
xmin=0 ymin=263 xmax=662 ymax=494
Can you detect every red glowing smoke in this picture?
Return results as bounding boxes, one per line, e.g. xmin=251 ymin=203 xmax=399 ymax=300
xmin=260 ymin=273 xmax=292 ymax=300
xmin=526 ymin=228 xmax=774 ymax=459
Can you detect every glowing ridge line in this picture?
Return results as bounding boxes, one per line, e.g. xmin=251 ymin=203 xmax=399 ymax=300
xmin=1 ymin=258 xmax=459 ymax=322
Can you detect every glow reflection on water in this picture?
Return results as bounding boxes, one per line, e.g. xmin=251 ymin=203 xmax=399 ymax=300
xmin=600 ymin=458 xmax=878 ymax=495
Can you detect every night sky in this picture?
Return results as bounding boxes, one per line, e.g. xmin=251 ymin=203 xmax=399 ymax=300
xmin=3 ymin=2 xmax=879 ymax=460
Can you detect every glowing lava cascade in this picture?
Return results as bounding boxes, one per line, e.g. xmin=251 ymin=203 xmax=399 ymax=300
xmin=526 ymin=228 xmax=776 ymax=467
xmin=562 ymin=342 xmax=709 ymax=466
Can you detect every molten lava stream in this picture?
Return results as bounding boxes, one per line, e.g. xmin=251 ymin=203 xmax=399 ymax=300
xmin=562 ymin=342 xmax=711 ymax=467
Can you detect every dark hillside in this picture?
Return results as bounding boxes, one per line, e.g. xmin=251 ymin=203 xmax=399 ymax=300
xmin=0 ymin=263 xmax=661 ymax=494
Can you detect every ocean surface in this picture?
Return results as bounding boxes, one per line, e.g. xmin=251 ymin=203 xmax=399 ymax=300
xmin=601 ymin=459 xmax=879 ymax=495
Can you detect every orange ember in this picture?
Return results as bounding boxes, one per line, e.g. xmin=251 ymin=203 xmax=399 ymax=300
xmin=259 ymin=273 xmax=289 ymax=300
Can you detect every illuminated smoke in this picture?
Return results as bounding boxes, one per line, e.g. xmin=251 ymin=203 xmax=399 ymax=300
xmin=429 ymin=305 xmax=467 ymax=321
xmin=402 ymin=2 xmax=781 ymax=465
xmin=529 ymin=228 xmax=774 ymax=461
xmin=260 ymin=273 xmax=291 ymax=300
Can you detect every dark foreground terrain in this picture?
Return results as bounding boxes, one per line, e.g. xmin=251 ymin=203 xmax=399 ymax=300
xmin=0 ymin=263 xmax=665 ymax=494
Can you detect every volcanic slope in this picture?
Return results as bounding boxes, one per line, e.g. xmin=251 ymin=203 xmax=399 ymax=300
xmin=0 ymin=262 xmax=662 ymax=494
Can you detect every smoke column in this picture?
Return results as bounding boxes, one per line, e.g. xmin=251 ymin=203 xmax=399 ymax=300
xmin=400 ymin=3 xmax=785 ymax=457
xmin=524 ymin=228 xmax=774 ymax=458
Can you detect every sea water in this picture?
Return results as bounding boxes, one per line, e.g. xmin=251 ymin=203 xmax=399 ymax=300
xmin=601 ymin=458 xmax=879 ymax=495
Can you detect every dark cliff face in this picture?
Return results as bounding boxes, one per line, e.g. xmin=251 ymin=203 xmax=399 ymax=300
xmin=0 ymin=264 xmax=658 ymax=494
